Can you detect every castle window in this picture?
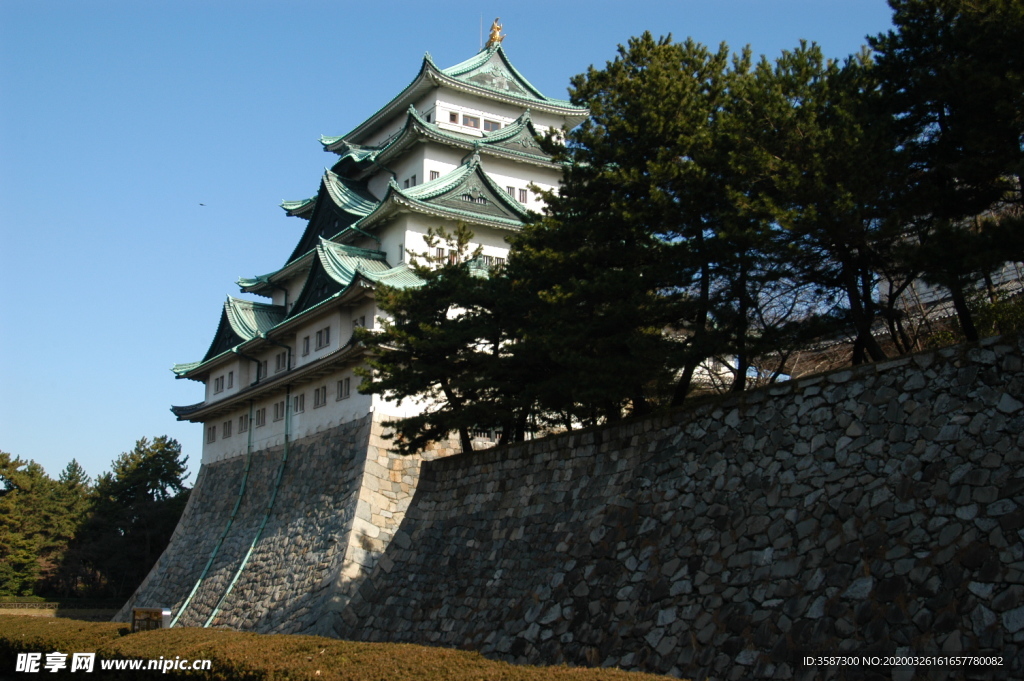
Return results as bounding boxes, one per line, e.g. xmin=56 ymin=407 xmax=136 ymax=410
xmin=274 ymin=351 xmax=287 ymax=373
xmin=484 ymin=119 xmax=500 ymax=132
xmin=449 ymin=111 xmax=458 ymax=123
xmin=227 ymin=371 xmax=233 ymax=389
xmin=239 ymin=413 xmax=250 ymax=432
xmin=430 ymin=170 xmax=439 ymax=181
xmin=223 ymin=419 xmax=232 ymax=438
xmin=337 ymin=377 xmax=351 ymax=400
xmin=314 ymin=385 xmax=327 ymax=408
xmin=206 ymin=425 xmax=216 ymax=443
xmin=398 ymin=242 xmax=404 ymax=263
xmin=506 ymin=186 xmax=514 ymax=196
xmin=302 ymin=336 xmax=310 ymax=356
xmin=403 ymin=178 xmax=410 ymax=189
xmin=353 ymin=315 xmax=366 ymax=330
xmin=410 ymin=174 xmax=416 ymax=186
xmin=316 ymin=326 xmax=331 ymax=349
xmin=294 ymin=393 xmax=305 ymax=413
xmin=255 ymin=408 xmax=266 ymax=427
xmin=519 ymin=188 xmax=528 ymax=203
xmin=257 ymin=360 xmax=268 ymax=380
xmin=214 ymin=376 xmax=224 ymax=394
xmin=273 ymin=400 xmax=285 ymax=421
xmin=462 ymin=115 xmax=479 ymax=128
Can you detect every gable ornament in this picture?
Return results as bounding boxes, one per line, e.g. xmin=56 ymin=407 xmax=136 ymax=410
xmin=485 ymin=18 xmax=505 ymax=49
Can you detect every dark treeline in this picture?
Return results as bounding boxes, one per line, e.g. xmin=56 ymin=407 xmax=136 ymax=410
xmin=0 ymin=437 xmax=190 ymax=600
xmin=359 ymin=0 xmax=1024 ymax=452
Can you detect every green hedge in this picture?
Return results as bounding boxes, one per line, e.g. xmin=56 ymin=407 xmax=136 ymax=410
xmin=0 ymin=616 xmax=676 ymax=680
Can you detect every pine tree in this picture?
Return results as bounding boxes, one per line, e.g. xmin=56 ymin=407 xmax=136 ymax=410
xmin=72 ymin=437 xmax=189 ymax=598
xmin=870 ymin=0 xmax=1024 ymax=340
xmin=0 ymin=453 xmax=60 ymax=596
xmin=358 ymin=225 xmax=517 ymax=454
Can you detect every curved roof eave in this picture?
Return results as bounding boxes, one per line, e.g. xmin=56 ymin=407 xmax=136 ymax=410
xmin=237 ymin=249 xmax=317 ymax=295
xmin=337 ymin=49 xmax=588 ymax=146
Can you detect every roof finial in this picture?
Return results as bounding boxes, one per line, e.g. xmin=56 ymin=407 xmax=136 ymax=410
xmin=485 ymin=18 xmax=505 ymax=49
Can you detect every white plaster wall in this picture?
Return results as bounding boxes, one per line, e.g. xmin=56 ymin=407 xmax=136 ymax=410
xmin=199 ymin=365 xmax=372 ymax=465
xmin=434 ymin=88 xmax=548 ymax=135
xmin=292 ymin=313 xmax=340 ymax=370
xmin=205 ymin=359 xmax=245 ymax=404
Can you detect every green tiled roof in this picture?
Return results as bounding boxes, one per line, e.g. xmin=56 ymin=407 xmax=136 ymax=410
xmin=287 ymin=241 xmax=422 ymax=320
xmin=326 ymin=107 xmax=555 ymax=173
xmin=174 ymin=298 xmax=285 ymax=379
xmin=224 ymin=297 xmax=283 ymax=339
xmin=280 ymin=197 xmax=316 ymax=218
xmin=323 ymin=170 xmax=378 ymax=216
xmin=171 ymin=361 xmax=201 ymax=377
xmin=275 ymin=173 xmax=381 ymax=269
xmin=339 ymin=46 xmax=588 ymax=145
xmin=319 ymin=240 xmax=423 ymax=289
xmin=440 ymin=45 xmax=579 ymax=109
xmin=351 ymin=152 xmax=531 ymax=233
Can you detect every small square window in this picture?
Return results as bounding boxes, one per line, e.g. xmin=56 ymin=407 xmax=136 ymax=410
xmin=314 ymin=385 xmax=327 ymax=408
xmin=206 ymin=425 xmax=216 ymax=443
xmin=518 ymin=188 xmax=528 ymax=203
xmin=484 ymin=119 xmax=500 ymax=132
xmin=223 ymin=420 xmax=232 ymax=438
xmin=255 ymin=408 xmax=266 ymax=427
xmin=506 ymin=186 xmax=514 ymax=196
xmin=294 ymin=393 xmax=305 ymax=413
xmin=462 ymin=115 xmax=479 ymax=128
xmin=337 ymin=377 xmax=351 ymax=400
xmin=214 ymin=376 xmax=224 ymax=394
xmin=430 ymin=170 xmax=439 ymax=181
xmin=403 ymin=178 xmax=410 ymax=189
xmin=448 ymin=111 xmax=458 ymax=123
xmin=239 ymin=414 xmax=250 ymax=432
xmin=273 ymin=401 xmax=285 ymax=421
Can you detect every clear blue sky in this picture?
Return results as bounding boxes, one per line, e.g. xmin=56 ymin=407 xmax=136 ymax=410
xmin=0 ymin=0 xmax=895 ymax=484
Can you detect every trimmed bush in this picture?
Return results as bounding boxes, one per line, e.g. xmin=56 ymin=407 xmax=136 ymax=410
xmin=0 ymin=617 xmax=676 ymax=680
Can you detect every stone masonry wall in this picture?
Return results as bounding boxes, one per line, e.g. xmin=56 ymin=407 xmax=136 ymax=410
xmin=119 ymin=416 xmax=372 ymax=633
xmin=119 ymin=412 xmax=457 ymax=635
xmin=329 ymin=336 xmax=1024 ymax=680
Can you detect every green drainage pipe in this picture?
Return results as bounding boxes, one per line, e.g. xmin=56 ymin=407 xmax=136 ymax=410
xmin=170 ymin=401 xmax=256 ymax=627
xmin=204 ymin=386 xmax=291 ymax=628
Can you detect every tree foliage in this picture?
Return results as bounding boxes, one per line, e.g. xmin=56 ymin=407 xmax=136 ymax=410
xmin=869 ymin=0 xmax=1024 ymax=340
xmin=0 ymin=438 xmax=190 ymax=600
xmin=67 ymin=437 xmax=190 ymax=599
xmin=356 ymin=3 xmax=1024 ymax=454
xmin=358 ymin=226 xmax=526 ymax=454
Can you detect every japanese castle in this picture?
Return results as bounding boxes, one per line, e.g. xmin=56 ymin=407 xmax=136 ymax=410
xmin=171 ymin=25 xmax=588 ymax=466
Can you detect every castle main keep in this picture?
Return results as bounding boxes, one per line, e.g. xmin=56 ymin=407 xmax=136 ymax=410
xmin=120 ymin=30 xmax=1024 ymax=680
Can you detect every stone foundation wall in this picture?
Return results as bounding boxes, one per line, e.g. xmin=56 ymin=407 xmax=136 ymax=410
xmin=330 ymin=336 xmax=1024 ymax=680
xmin=120 ymin=412 xmax=457 ymax=635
